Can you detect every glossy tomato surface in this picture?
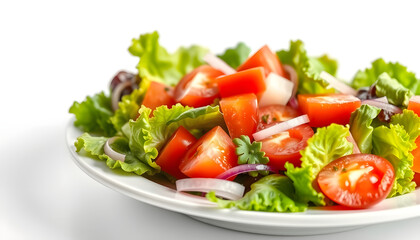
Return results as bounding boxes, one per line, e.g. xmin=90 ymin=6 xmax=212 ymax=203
xmin=260 ymin=124 xmax=314 ymax=170
xmin=174 ymin=65 xmax=224 ymax=107
xmin=220 ymin=93 xmax=258 ymax=140
xmin=298 ymin=94 xmax=361 ymax=127
xmin=237 ymin=45 xmax=287 ymax=78
xmin=411 ymin=136 xmax=420 ymax=173
xmin=216 ymin=67 xmax=266 ymax=98
xmin=407 ymin=96 xmax=420 ymax=115
xmin=257 ymin=105 xmax=301 ymax=131
xmin=155 ymin=126 xmax=196 ymax=179
xmin=317 ymin=154 xmax=395 ymax=208
xmin=142 ymin=81 xmax=176 ymax=111
xmin=179 ymin=126 xmax=237 ymax=178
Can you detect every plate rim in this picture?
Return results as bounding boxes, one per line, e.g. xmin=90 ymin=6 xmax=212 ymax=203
xmin=66 ymin=119 xmax=420 ymax=229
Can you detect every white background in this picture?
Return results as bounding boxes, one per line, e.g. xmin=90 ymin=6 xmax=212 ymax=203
xmin=1 ymin=0 xmax=420 ymax=239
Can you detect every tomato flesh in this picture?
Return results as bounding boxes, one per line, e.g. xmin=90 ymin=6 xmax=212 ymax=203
xmin=257 ymin=105 xmax=300 ymax=131
xmin=407 ymin=97 xmax=420 ymax=173
xmin=298 ymin=94 xmax=361 ymax=127
xmin=237 ymin=45 xmax=287 ymax=78
xmin=261 ymin=124 xmax=314 ymax=170
xmin=317 ymin=154 xmax=395 ymax=208
xmin=155 ymin=126 xmax=196 ymax=179
xmin=216 ymin=67 xmax=266 ymax=98
xmin=413 ymin=172 xmax=420 ymax=187
xmin=174 ymin=65 xmax=224 ymax=107
xmin=220 ymin=93 xmax=258 ymax=140
xmin=142 ymin=81 xmax=176 ymax=111
xmin=179 ymin=126 xmax=237 ymax=178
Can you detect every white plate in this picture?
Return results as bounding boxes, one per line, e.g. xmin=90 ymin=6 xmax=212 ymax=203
xmin=66 ymin=120 xmax=420 ymax=236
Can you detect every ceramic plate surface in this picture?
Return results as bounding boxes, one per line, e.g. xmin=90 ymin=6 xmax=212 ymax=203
xmin=66 ymin=121 xmax=420 ymax=235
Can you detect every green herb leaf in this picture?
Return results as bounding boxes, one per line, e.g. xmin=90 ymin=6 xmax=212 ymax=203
xmin=233 ymin=135 xmax=269 ymax=177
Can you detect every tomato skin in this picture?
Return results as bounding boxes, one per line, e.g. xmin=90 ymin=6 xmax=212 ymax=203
xmin=219 ymin=93 xmax=258 ymax=140
xmin=174 ymin=65 xmax=224 ymax=108
xmin=155 ymin=126 xmax=196 ymax=179
xmin=142 ymin=81 xmax=176 ymax=111
xmin=260 ymin=124 xmax=314 ymax=170
xmin=407 ymin=98 xmax=420 ymax=173
xmin=407 ymin=96 xmax=420 ymax=115
xmin=257 ymin=105 xmax=301 ymax=131
xmin=298 ymin=94 xmax=361 ymax=127
xmin=237 ymin=45 xmax=287 ymax=78
xmin=216 ymin=67 xmax=266 ymax=98
xmin=317 ymin=154 xmax=395 ymax=209
xmin=413 ymin=172 xmax=420 ymax=187
xmin=179 ymin=126 xmax=237 ymax=178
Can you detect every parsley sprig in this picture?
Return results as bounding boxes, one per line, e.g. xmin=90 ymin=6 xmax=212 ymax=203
xmin=233 ymin=135 xmax=269 ymax=177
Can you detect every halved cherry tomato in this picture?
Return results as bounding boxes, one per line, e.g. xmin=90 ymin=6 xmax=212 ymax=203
xmin=237 ymin=45 xmax=287 ymax=78
xmin=260 ymin=124 xmax=314 ymax=170
xmin=317 ymin=153 xmax=395 ymax=208
xmin=155 ymin=126 xmax=197 ymax=179
xmin=257 ymin=105 xmax=300 ymax=131
xmin=220 ymin=93 xmax=258 ymax=140
xmin=179 ymin=126 xmax=237 ymax=178
xmin=174 ymin=65 xmax=224 ymax=107
xmin=142 ymin=81 xmax=176 ymax=111
xmin=216 ymin=67 xmax=266 ymax=98
xmin=298 ymin=94 xmax=361 ymax=127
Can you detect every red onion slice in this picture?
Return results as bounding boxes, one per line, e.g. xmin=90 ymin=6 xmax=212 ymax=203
xmin=361 ymin=99 xmax=402 ymax=114
xmin=175 ymin=178 xmax=245 ymax=200
xmin=111 ymin=80 xmax=134 ymax=111
xmin=203 ymin=53 xmax=236 ymax=75
xmin=374 ymin=96 xmax=388 ymax=103
xmin=216 ymin=164 xmax=277 ymax=180
xmin=253 ymin=115 xmax=310 ymax=141
xmin=283 ymin=65 xmax=299 ymax=97
xmin=104 ymin=136 xmax=126 ymax=162
xmin=346 ymin=132 xmax=361 ymax=154
xmin=319 ymin=71 xmax=357 ymax=96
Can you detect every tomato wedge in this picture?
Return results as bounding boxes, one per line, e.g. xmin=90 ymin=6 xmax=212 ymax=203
xmin=298 ymin=94 xmax=361 ymax=127
xmin=237 ymin=45 xmax=287 ymax=78
xmin=220 ymin=93 xmax=258 ymax=140
xmin=155 ymin=126 xmax=196 ymax=179
xmin=317 ymin=154 xmax=395 ymax=208
xmin=260 ymin=124 xmax=314 ymax=170
xmin=407 ymin=96 xmax=420 ymax=115
xmin=174 ymin=65 xmax=224 ymax=107
xmin=179 ymin=126 xmax=237 ymax=178
xmin=257 ymin=105 xmax=300 ymax=131
xmin=216 ymin=67 xmax=266 ymax=98
xmin=142 ymin=81 xmax=176 ymax=111
xmin=413 ymin=172 xmax=420 ymax=187
xmin=411 ymin=136 xmax=420 ymax=173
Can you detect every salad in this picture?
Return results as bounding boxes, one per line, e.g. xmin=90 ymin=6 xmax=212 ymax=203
xmin=70 ymin=31 xmax=420 ymax=212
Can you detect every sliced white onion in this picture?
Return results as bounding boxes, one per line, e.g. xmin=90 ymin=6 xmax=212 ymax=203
xmin=203 ymin=53 xmax=236 ymax=75
xmin=361 ymin=99 xmax=402 ymax=114
xmin=346 ymin=132 xmax=361 ymax=154
xmin=104 ymin=136 xmax=126 ymax=162
xmin=176 ymin=178 xmax=245 ymax=200
xmin=319 ymin=71 xmax=357 ymax=96
xmin=410 ymin=95 xmax=420 ymax=103
xmin=259 ymin=73 xmax=294 ymax=107
xmin=283 ymin=65 xmax=299 ymax=97
xmin=253 ymin=115 xmax=310 ymax=141
xmin=111 ymin=80 xmax=134 ymax=111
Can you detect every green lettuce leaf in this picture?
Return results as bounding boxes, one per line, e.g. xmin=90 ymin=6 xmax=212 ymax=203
xmin=110 ymin=78 xmax=150 ymax=131
xmin=285 ymin=124 xmax=353 ymax=205
xmin=74 ymin=133 xmax=156 ymax=175
xmin=391 ymin=109 xmax=420 ymax=141
xmin=69 ymin=92 xmax=116 ymax=137
xmin=351 ymin=58 xmax=419 ymax=94
xmin=128 ymin=31 xmax=208 ymax=86
xmin=372 ymin=124 xmax=417 ymax=197
xmin=375 ymin=72 xmax=413 ymax=107
xmin=217 ymin=42 xmax=251 ymax=69
xmin=207 ymin=174 xmax=307 ymax=212
xmin=276 ymin=40 xmax=338 ymax=94
xmin=349 ymin=104 xmax=381 ymax=153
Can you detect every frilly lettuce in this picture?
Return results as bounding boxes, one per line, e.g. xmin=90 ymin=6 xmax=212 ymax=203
xmin=69 ymin=92 xmax=116 ymax=137
xmin=207 ymin=174 xmax=307 ymax=212
xmin=351 ymin=58 xmax=419 ymax=94
xmin=285 ymin=124 xmax=353 ymax=206
xmin=217 ymin=42 xmax=251 ymax=69
xmin=375 ymin=72 xmax=413 ymax=107
xmin=276 ymin=40 xmax=338 ymax=94
xmin=128 ymin=31 xmax=208 ymax=86
xmin=349 ymin=104 xmax=381 ymax=153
